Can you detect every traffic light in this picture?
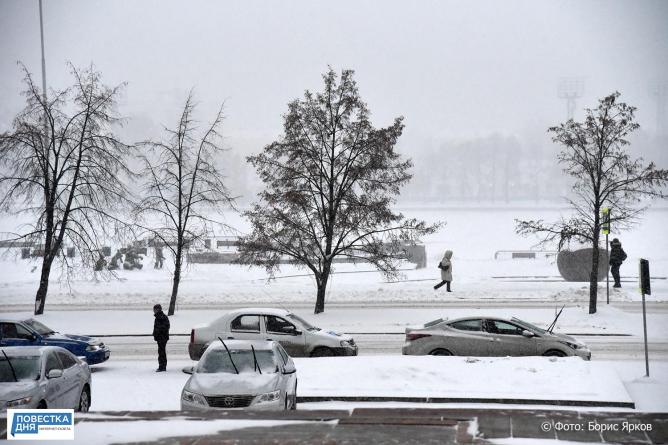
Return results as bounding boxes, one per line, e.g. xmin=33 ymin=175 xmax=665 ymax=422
xmin=639 ymin=259 xmax=651 ymax=295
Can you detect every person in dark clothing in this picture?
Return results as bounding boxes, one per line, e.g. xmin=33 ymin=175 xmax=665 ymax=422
xmin=609 ymin=238 xmax=627 ymax=288
xmin=152 ymin=304 xmax=170 ymax=372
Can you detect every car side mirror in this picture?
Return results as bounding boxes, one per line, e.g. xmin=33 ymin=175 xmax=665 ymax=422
xmin=30 ymin=334 xmax=38 ymax=342
xmin=47 ymin=369 xmax=63 ymax=379
xmin=291 ymin=329 xmax=302 ymax=336
xmin=282 ymin=363 xmax=296 ymax=374
xmin=522 ymin=330 xmax=535 ymax=338
xmin=182 ymin=366 xmax=194 ymax=375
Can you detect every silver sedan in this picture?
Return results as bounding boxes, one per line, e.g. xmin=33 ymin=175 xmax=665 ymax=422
xmin=0 ymin=346 xmax=92 ymax=412
xmin=402 ymin=316 xmax=591 ymax=360
xmin=181 ymin=340 xmax=298 ymax=411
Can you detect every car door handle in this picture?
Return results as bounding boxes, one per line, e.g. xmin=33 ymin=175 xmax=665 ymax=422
xmin=266 ymin=338 xmax=273 ymax=341
xmin=227 ymin=337 xmax=234 ymax=340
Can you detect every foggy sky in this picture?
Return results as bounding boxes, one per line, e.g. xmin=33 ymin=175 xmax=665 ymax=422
xmin=1 ymin=0 xmax=667 ymax=155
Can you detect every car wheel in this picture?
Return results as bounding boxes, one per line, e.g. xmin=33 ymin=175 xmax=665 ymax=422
xmin=429 ymin=348 xmax=453 ymax=356
xmin=78 ymin=385 xmax=91 ymax=412
xmin=543 ymin=349 xmax=566 ymax=357
xmin=310 ymin=347 xmax=335 ymax=357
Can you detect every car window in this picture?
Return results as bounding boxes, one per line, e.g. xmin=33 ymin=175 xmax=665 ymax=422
xmin=449 ymin=319 xmax=482 ymax=331
xmin=45 ymin=352 xmax=63 ymax=374
xmin=486 ymin=320 xmax=525 ymax=336
xmin=23 ymin=319 xmax=55 ymax=335
xmin=265 ymin=316 xmax=297 ymax=335
xmin=0 ymin=323 xmax=33 ymax=340
xmin=286 ymin=313 xmax=318 ymax=331
xmin=57 ymin=351 xmax=77 ymax=369
xmin=0 ymin=356 xmax=40 ymax=382
xmin=230 ymin=315 xmax=261 ymax=333
xmin=198 ymin=349 xmax=279 ymax=374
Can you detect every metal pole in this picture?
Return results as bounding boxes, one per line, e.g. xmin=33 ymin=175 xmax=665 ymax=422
xmin=39 ymin=0 xmax=47 ymax=103
xmin=642 ymin=291 xmax=650 ymax=377
xmin=606 ymin=233 xmax=609 ymax=304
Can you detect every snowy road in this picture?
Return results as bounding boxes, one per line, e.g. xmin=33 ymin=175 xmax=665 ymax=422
xmin=101 ymin=333 xmax=668 ymax=361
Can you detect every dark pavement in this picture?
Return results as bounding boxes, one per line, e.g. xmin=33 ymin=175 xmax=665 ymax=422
xmin=4 ymin=408 xmax=666 ymax=444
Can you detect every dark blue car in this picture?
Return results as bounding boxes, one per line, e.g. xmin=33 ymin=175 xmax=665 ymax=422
xmin=0 ymin=318 xmax=110 ymax=365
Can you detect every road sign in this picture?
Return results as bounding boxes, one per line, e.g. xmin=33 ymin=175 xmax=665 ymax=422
xmin=601 ymin=208 xmax=610 ymax=235
xmin=640 ymin=258 xmax=651 ymax=295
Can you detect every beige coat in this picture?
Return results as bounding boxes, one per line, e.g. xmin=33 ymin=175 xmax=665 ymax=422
xmin=439 ymin=250 xmax=453 ymax=281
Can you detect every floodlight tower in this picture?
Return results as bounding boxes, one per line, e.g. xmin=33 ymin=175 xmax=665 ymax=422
xmin=649 ymin=80 xmax=668 ymax=136
xmin=558 ymin=78 xmax=584 ymax=121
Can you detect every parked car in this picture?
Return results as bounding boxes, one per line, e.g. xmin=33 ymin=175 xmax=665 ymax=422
xmin=0 ymin=346 xmax=92 ymax=412
xmin=188 ymin=308 xmax=357 ymax=360
xmin=181 ymin=340 xmax=297 ymax=411
xmin=402 ymin=316 xmax=591 ymax=360
xmin=0 ymin=318 xmax=110 ymax=365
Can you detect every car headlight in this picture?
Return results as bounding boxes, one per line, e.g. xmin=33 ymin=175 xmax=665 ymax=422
xmin=181 ymin=390 xmax=208 ymax=406
xmin=7 ymin=396 xmax=32 ymax=407
xmin=86 ymin=345 xmax=102 ymax=352
xmin=340 ymin=340 xmax=353 ymax=347
xmin=559 ymin=341 xmax=580 ymax=350
xmin=255 ymin=390 xmax=281 ymax=404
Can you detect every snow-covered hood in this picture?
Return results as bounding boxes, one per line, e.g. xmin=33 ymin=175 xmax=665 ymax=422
xmin=544 ymin=332 xmax=586 ymax=347
xmin=0 ymin=381 xmax=39 ymax=402
xmin=186 ymin=372 xmax=280 ymax=396
xmin=43 ymin=332 xmax=102 ymax=346
xmin=308 ymin=329 xmax=353 ymax=344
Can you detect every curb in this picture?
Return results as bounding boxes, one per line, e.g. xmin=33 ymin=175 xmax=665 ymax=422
xmin=296 ymin=396 xmax=635 ymax=409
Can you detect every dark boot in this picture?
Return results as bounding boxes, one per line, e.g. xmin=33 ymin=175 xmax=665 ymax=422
xmin=446 ymin=281 xmax=451 ymax=292
xmin=434 ymin=281 xmax=446 ymax=290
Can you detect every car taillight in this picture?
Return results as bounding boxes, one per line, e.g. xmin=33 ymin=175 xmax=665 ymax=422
xmin=406 ymin=332 xmax=431 ymax=341
xmin=190 ymin=329 xmax=195 ymax=344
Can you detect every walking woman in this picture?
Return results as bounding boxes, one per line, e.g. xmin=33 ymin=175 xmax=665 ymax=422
xmin=434 ymin=250 xmax=453 ymax=292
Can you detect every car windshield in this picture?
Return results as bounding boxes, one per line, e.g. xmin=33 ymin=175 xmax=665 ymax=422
xmin=23 ymin=319 xmax=55 ymax=335
xmin=511 ymin=318 xmax=546 ymax=334
xmin=0 ymin=356 xmax=41 ymax=382
xmin=198 ymin=349 xmax=279 ymax=374
xmin=286 ymin=314 xmax=319 ymax=331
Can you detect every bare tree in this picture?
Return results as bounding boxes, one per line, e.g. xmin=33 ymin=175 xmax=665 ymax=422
xmin=134 ymin=93 xmax=235 ymax=315
xmin=516 ymin=92 xmax=668 ymax=314
xmin=0 ymin=64 xmax=134 ymax=315
xmin=238 ymin=68 xmax=440 ymax=314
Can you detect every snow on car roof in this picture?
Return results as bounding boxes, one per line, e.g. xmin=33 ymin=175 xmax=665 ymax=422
xmin=223 ymin=307 xmax=291 ymax=317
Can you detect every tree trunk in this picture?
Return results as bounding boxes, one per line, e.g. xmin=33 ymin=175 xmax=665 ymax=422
xmin=314 ymin=264 xmax=331 ymax=314
xmin=589 ymin=240 xmax=600 ymax=314
xmin=168 ymin=244 xmax=182 ymax=316
xmin=34 ymin=254 xmax=55 ymax=315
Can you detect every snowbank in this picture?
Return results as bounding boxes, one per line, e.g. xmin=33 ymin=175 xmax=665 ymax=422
xmin=88 ymin=356 xmax=637 ymax=412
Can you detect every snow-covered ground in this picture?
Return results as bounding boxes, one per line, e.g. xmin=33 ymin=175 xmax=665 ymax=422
xmin=1 ymin=207 xmax=667 ymax=420
xmin=1 ymin=207 xmax=666 ymax=307
xmin=87 ymin=357 xmax=666 ymax=412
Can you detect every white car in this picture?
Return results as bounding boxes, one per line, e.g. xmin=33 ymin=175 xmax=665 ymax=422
xmin=181 ymin=340 xmax=297 ymax=411
xmin=188 ymin=308 xmax=357 ymax=360
xmin=0 ymin=346 xmax=92 ymax=412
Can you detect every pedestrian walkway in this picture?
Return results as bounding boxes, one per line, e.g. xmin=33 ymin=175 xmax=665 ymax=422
xmin=4 ymin=408 xmax=664 ymax=444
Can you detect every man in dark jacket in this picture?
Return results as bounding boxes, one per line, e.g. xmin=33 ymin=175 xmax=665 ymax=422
xmin=609 ymin=238 xmax=627 ymax=288
xmin=152 ymin=304 xmax=170 ymax=372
